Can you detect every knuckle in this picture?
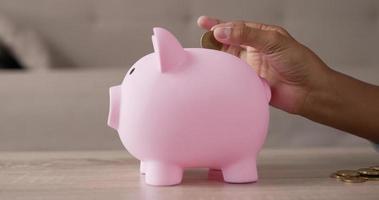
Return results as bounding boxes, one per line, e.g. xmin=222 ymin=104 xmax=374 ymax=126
xmin=264 ymin=31 xmax=286 ymax=53
xmin=271 ymin=25 xmax=283 ymax=31
xmin=272 ymin=25 xmax=291 ymax=37
xmin=241 ymin=25 xmax=251 ymax=43
xmin=267 ymin=31 xmax=282 ymax=42
xmin=234 ymin=23 xmax=251 ymax=44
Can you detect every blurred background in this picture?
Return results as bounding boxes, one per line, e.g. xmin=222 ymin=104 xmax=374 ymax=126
xmin=0 ymin=0 xmax=378 ymax=151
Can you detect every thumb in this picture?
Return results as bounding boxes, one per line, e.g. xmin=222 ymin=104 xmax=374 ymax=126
xmin=212 ymin=22 xmax=288 ymax=54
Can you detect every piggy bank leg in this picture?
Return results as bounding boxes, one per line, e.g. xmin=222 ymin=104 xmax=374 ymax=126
xmin=140 ymin=161 xmax=146 ymax=175
xmin=145 ymin=161 xmax=183 ymax=186
xmin=222 ymin=157 xmax=258 ymax=183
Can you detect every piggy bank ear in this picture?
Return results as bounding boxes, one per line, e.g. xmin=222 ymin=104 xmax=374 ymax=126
xmin=152 ymin=27 xmax=186 ymax=73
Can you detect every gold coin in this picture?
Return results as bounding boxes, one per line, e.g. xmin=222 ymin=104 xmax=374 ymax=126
xmin=330 ymin=172 xmax=343 ymax=179
xmin=336 ymin=170 xmax=360 ymax=177
xmin=200 ymin=31 xmax=223 ymax=51
xmin=341 ymin=176 xmax=367 ymax=183
xmin=362 ymin=176 xmax=379 ymax=181
xmin=358 ymin=168 xmax=379 ymax=176
xmin=360 ymin=174 xmax=379 ymax=181
xmin=369 ymin=166 xmax=379 ymax=171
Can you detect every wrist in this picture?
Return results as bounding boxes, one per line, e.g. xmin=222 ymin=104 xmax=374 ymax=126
xmin=298 ymin=63 xmax=338 ymax=119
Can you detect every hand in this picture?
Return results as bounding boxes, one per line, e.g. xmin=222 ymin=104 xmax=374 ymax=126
xmin=197 ymin=16 xmax=332 ymax=114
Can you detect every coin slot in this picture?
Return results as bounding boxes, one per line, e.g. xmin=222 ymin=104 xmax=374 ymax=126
xmin=129 ymin=68 xmax=135 ymax=75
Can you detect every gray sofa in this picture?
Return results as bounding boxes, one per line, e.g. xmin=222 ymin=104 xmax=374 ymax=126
xmin=1 ymin=0 xmax=378 ymax=151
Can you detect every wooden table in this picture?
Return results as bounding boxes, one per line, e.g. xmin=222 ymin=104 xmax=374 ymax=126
xmin=0 ymin=148 xmax=378 ymax=200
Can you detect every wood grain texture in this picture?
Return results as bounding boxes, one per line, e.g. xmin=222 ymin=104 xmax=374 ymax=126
xmin=0 ymin=148 xmax=378 ymax=200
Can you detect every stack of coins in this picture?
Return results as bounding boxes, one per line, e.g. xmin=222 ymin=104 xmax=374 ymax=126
xmin=200 ymin=31 xmax=223 ymax=51
xmin=330 ymin=166 xmax=379 ymax=183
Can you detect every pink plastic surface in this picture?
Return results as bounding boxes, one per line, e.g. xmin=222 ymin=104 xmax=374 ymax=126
xmin=108 ymin=27 xmax=271 ymax=186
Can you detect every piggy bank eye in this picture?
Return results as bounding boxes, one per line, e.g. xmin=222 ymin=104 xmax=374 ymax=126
xmin=129 ymin=68 xmax=135 ymax=75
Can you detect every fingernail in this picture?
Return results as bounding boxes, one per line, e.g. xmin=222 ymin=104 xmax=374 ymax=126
xmin=214 ymin=27 xmax=231 ymax=40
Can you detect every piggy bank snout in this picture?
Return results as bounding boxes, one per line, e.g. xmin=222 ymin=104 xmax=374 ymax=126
xmin=107 ymin=85 xmax=121 ymax=130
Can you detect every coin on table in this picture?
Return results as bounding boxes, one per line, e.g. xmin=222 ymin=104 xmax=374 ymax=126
xmin=358 ymin=168 xmax=379 ymax=176
xmin=200 ymin=31 xmax=223 ymax=51
xmin=330 ymin=172 xmax=343 ymax=179
xmin=361 ymin=175 xmax=379 ymax=181
xmin=336 ymin=170 xmax=360 ymax=177
xmin=341 ymin=176 xmax=367 ymax=183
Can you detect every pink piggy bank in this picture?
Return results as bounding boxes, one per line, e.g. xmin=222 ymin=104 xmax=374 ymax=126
xmin=108 ymin=27 xmax=271 ymax=186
